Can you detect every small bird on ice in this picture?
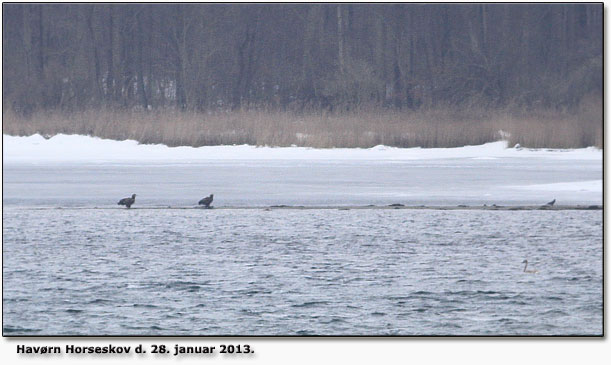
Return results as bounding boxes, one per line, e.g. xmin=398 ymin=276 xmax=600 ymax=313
xmin=118 ymin=194 xmax=136 ymax=208
xmin=199 ymin=194 xmax=214 ymax=208
xmin=545 ymin=199 xmax=556 ymax=206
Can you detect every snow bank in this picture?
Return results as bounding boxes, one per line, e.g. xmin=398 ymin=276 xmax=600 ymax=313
xmin=2 ymin=134 xmax=602 ymax=163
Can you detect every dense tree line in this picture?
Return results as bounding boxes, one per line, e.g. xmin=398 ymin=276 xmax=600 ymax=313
xmin=2 ymin=3 xmax=602 ymax=115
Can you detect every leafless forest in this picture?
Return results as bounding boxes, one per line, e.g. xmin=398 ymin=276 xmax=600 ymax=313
xmin=2 ymin=4 xmax=602 ymax=148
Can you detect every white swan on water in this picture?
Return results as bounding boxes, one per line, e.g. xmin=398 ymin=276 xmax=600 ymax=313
xmin=522 ymin=260 xmax=538 ymax=274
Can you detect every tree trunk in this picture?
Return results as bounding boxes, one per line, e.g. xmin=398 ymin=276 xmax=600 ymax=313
xmin=337 ymin=5 xmax=345 ymax=74
xmin=106 ymin=5 xmax=114 ymax=104
xmin=86 ymin=5 xmax=102 ymax=101
xmin=136 ymin=9 xmax=149 ymax=109
xmin=36 ymin=5 xmax=44 ymax=80
xmin=174 ymin=5 xmax=187 ymax=109
xmin=232 ymin=10 xmax=258 ymax=109
xmin=22 ymin=5 xmax=32 ymax=82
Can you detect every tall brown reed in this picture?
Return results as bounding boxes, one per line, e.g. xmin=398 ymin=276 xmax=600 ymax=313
xmin=3 ymin=103 xmax=602 ymax=149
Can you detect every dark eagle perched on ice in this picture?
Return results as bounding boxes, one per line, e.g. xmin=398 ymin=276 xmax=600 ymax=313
xmin=199 ymin=194 xmax=214 ymax=208
xmin=118 ymin=194 xmax=136 ymax=208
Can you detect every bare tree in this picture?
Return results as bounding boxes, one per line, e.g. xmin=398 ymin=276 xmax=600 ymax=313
xmin=2 ymin=3 xmax=602 ymax=114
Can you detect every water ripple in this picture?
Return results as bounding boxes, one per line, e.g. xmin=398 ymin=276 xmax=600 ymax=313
xmin=2 ymin=208 xmax=602 ymax=336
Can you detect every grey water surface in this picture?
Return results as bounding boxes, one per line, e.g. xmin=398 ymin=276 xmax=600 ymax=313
xmin=2 ymin=160 xmax=603 ymax=335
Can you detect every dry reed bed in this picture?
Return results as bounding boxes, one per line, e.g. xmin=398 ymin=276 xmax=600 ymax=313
xmin=2 ymin=106 xmax=602 ymax=149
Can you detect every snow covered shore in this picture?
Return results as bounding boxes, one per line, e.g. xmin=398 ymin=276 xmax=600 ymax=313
xmin=3 ymin=133 xmax=602 ymax=163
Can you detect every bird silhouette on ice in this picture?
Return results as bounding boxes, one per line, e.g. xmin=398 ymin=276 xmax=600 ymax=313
xmin=199 ymin=194 xmax=214 ymax=208
xmin=118 ymin=194 xmax=136 ymax=208
xmin=545 ymin=199 xmax=556 ymax=206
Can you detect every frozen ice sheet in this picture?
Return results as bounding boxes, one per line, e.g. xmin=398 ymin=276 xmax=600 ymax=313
xmin=3 ymin=134 xmax=602 ymax=207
